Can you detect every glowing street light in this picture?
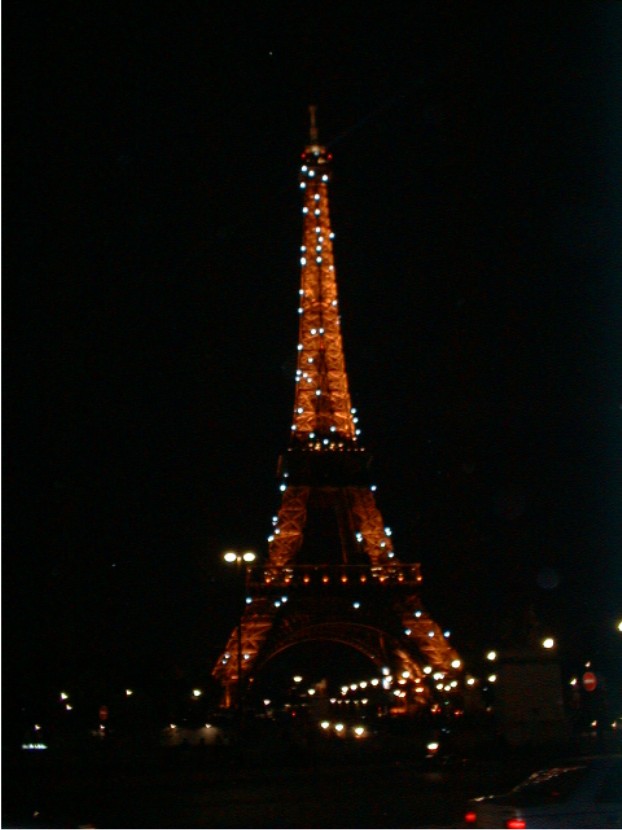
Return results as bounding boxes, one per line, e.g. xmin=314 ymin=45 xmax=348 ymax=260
xmin=224 ymin=551 xmax=257 ymax=564
xmin=486 ymin=651 xmax=497 ymax=662
xmin=542 ymin=637 xmax=556 ymax=649
xmin=223 ymin=550 xmax=257 ymax=711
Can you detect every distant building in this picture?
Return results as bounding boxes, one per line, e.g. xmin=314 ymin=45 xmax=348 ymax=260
xmin=494 ymin=650 xmax=568 ymax=746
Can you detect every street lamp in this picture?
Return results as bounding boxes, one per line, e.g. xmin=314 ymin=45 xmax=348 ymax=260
xmin=223 ymin=550 xmax=257 ymax=711
xmin=224 ymin=551 xmax=257 ymax=565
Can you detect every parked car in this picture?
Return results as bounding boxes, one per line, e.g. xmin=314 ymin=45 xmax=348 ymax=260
xmin=464 ymin=754 xmax=621 ymax=828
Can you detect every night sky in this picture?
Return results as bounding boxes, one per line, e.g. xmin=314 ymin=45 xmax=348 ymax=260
xmin=6 ymin=3 xmax=622 ymax=710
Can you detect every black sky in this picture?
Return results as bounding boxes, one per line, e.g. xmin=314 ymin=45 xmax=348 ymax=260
xmin=6 ymin=2 xmax=622 ymax=704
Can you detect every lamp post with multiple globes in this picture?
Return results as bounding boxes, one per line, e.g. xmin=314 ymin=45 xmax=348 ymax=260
xmin=223 ymin=551 xmax=256 ymax=711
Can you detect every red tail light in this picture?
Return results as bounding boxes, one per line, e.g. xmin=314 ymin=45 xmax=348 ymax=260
xmin=464 ymin=811 xmax=477 ymax=824
xmin=506 ymin=820 xmax=526 ymax=829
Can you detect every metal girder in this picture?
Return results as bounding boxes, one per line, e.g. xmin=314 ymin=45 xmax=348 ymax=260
xmin=212 ymin=598 xmax=277 ymax=686
xmin=348 ymin=487 xmax=396 ymax=566
xmin=267 ymin=486 xmax=309 ymax=567
xmin=399 ymin=595 xmax=461 ymax=671
xmin=399 ymin=608 xmax=462 ymax=672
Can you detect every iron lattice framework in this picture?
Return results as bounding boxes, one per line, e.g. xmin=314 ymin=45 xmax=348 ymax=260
xmin=213 ymin=108 xmax=461 ymax=710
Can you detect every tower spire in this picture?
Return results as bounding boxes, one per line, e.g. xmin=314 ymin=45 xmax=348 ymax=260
xmin=308 ymin=104 xmax=318 ymax=143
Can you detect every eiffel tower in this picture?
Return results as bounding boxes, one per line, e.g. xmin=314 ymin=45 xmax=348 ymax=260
xmin=213 ymin=108 xmax=461 ymax=712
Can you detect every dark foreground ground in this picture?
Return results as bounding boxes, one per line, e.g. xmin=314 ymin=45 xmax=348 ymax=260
xmin=3 ymin=727 xmax=617 ymax=829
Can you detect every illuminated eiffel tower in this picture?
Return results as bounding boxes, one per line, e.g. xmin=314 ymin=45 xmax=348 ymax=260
xmin=213 ymin=108 xmax=461 ymax=711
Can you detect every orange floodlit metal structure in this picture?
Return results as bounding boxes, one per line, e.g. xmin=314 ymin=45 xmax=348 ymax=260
xmin=213 ymin=108 xmax=461 ymax=710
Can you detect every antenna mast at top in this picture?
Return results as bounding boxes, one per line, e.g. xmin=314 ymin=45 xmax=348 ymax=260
xmin=309 ymin=104 xmax=319 ymax=143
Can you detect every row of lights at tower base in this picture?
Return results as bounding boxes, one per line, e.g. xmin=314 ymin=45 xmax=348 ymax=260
xmin=254 ymin=569 xmax=421 ymax=586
